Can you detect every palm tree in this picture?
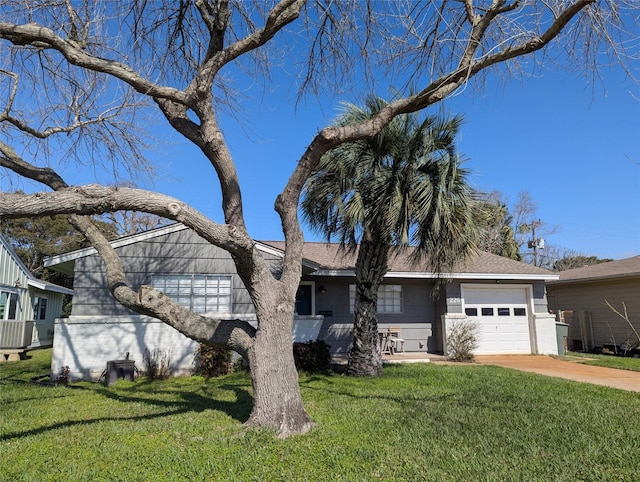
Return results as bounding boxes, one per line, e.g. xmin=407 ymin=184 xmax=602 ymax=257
xmin=475 ymin=193 xmax=521 ymax=261
xmin=301 ymin=95 xmax=480 ymax=376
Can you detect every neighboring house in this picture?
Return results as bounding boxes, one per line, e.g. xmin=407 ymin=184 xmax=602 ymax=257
xmin=0 ymin=234 xmax=74 ymax=361
xmin=547 ymin=256 xmax=640 ymax=352
xmin=45 ymin=224 xmax=560 ymax=380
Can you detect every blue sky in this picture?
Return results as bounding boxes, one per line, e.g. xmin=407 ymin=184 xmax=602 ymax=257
xmin=136 ymin=63 xmax=639 ymax=261
xmin=446 ymin=67 xmax=640 ymax=260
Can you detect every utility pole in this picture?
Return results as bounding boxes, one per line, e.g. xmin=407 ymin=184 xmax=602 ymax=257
xmin=525 ymin=219 xmax=544 ymax=267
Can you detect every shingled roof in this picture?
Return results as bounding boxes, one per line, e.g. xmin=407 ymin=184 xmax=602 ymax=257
xmin=550 ymin=256 xmax=640 ymax=284
xmin=263 ymin=241 xmax=556 ymax=279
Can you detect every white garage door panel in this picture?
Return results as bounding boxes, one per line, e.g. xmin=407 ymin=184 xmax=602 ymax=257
xmin=464 ymin=287 xmax=531 ymax=355
xmin=466 ymin=288 xmax=527 ymax=304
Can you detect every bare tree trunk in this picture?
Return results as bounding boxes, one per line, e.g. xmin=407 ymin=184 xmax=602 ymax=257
xmin=245 ymin=299 xmax=314 ymax=437
xmin=347 ymin=237 xmax=390 ymax=376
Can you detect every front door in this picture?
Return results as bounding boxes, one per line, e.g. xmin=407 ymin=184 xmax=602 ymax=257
xmin=295 ymin=284 xmax=313 ymax=316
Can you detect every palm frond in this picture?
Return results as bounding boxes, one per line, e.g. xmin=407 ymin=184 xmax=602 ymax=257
xmin=301 ymin=93 xmax=480 ymax=274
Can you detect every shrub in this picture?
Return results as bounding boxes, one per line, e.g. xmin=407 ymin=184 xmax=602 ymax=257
xmin=194 ymin=344 xmax=233 ymax=378
xmin=447 ymin=319 xmax=480 ymax=362
xmin=293 ymin=340 xmax=331 ymax=373
xmin=231 ymin=356 xmax=250 ymax=373
xmin=143 ymin=348 xmax=171 ymax=380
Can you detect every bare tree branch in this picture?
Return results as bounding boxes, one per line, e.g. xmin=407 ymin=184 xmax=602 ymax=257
xmin=604 ymin=299 xmax=640 ymax=350
xmin=0 ymin=22 xmax=189 ymax=103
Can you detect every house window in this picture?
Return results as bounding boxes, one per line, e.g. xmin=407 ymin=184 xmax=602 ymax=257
xmin=0 ymin=290 xmax=19 ymax=320
xmin=349 ymin=284 xmax=402 ymax=314
xmin=151 ymin=275 xmax=232 ymax=314
xmin=34 ymin=297 xmax=48 ymax=320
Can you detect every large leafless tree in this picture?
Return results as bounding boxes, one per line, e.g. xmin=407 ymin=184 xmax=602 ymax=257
xmin=0 ymin=1 xmax=636 ymax=437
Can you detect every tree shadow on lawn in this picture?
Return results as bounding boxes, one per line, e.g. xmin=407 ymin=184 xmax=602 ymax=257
xmin=0 ymin=381 xmax=253 ymax=442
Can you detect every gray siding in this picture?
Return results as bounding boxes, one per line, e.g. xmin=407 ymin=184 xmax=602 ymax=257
xmin=71 ymin=229 xmax=276 ymax=317
xmin=531 ymin=281 xmax=549 ymax=313
xmin=547 ymin=278 xmax=640 ymax=351
xmin=312 ymin=277 xmax=435 ymax=355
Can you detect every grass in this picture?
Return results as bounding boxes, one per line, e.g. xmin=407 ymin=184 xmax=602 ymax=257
xmin=562 ymin=351 xmax=640 ymax=372
xmin=2 ymin=350 xmax=640 ymax=481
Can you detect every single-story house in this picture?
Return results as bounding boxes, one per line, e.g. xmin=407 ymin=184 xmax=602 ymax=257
xmin=44 ymin=223 xmax=560 ymax=380
xmin=547 ymin=256 xmax=640 ymax=352
xmin=0 ymin=233 xmax=74 ymax=361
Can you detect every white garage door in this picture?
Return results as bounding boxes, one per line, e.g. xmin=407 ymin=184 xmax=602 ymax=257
xmin=463 ymin=287 xmax=531 ymax=354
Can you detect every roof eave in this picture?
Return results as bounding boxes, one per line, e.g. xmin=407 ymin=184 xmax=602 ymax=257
xmin=312 ymin=269 xmax=558 ymax=281
xmin=27 ymin=279 xmax=74 ymax=295
xmin=44 ymin=223 xmax=190 ymax=268
xmin=548 ymin=272 xmax=640 ymax=285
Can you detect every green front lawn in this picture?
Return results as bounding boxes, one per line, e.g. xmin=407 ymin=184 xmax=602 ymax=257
xmin=562 ymin=351 xmax=640 ymax=372
xmin=2 ymin=350 xmax=639 ymax=481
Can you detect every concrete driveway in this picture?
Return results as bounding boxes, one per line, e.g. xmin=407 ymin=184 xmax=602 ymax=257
xmin=474 ymin=355 xmax=640 ymax=392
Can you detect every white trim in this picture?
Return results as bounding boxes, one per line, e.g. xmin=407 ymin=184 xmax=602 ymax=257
xmin=348 ymin=283 xmax=403 ymax=314
xmin=254 ymin=242 xmax=285 ymax=259
xmin=296 ymin=281 xmax=316 ymax=315
xmin=33 ymin=294 xmax=48 ymax=320
xmin=27 ymin=279 xmax=74 ymax=295
xmin=42 ymin=224 xmax=557 ymax=282
xmin=44 ymin=223 xmax=190 ymax=266
xmin=312 ymin=269 xmax=558 ymax=281
xmin=255 ymin=243 xmax=320 ymax=271
xmin=387 ymin=271 xmax=558 ymax=281
xmin=312 ymin=269 xmax=356 ymax=277
xmin=59 ymin=313 xmax=259 ymax=324
xmin=151 ymin=273 xmax=233 ymax=314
